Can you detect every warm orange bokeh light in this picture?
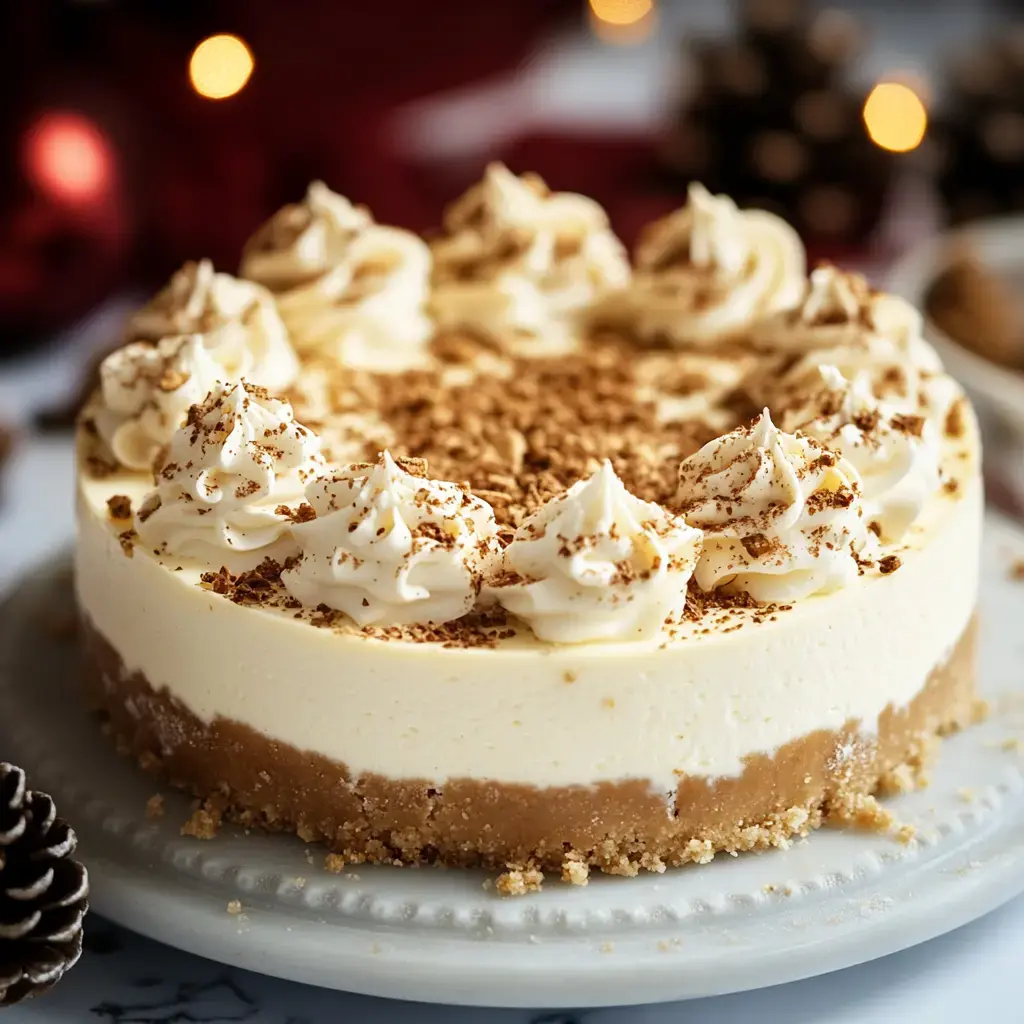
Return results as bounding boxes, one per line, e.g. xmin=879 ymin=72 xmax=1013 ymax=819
xmin=589 ymin=0 xmax=653 ymax=26
xmin=862 ymin=81 xmax=928 ymax=153
xmin=189 ymin=34 xmax=254 ymax=100
xmin=589 ymin=0 xmax=656 ymax=44
xmin=23 ymin=112 xmax=113 ymax=204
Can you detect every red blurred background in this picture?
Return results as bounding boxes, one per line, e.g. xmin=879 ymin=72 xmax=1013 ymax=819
xmin=1 ymin=0 xmax=1021 ymax=349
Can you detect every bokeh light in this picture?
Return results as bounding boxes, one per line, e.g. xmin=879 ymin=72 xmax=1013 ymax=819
xmin=862 ymin=81 xmax=928 ymax=153
xmin=23 ymin=112 xmax=114 ymax=204
xmin=589 ymin=0 xmax=656 ymax=44
xmin=589 ymin=0 xmax=653 ymax=26
xmin=189 ymin=34 xmax=254 ymax=100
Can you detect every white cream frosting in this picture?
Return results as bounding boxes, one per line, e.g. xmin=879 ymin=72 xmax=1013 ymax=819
xmin=606 ymin=183 xmax=805 ymax=348
xmin=241 ymin=182 xmax=373 ymax=287
xmin=870 ymin=294 xmax=963 ymax=423
xmin=93 ymin=335 xmax=223 ymax=471
xmin=136 ymin=381 xmax=322 ymax=561
xmin=282 ymin=452 xmax=500 ymax=626
xmin=240 ymin=182 xmax=432 ymax=370
xmin=751 ymin=263 xmax=876 ymax=355
xmin=783 ymin=366 xmax=941 ymax=543
xmin=752 ymin=265 xmax=943 ymax=369
xmin=753 ymin=266 xmax=957 ymax=422
xmin=430 ymin=163 xmax=630 ymax=354
xmin=127 ymin=259 xmax=299 ymax=392
xmin=491 ymin=462 xmax=703 ymax=644
xmin=779 ymin=336 xmax=957 ymax=426
xmin=676 ymin=410 xmax=876 ymax=602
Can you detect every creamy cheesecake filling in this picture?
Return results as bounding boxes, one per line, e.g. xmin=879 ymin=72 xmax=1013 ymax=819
xmin=75 ymin=436 xmax=980 ymax=793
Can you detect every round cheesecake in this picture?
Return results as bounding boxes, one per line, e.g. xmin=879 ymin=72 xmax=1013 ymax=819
xmin=75 ymin=173 xmax=983 ymax=881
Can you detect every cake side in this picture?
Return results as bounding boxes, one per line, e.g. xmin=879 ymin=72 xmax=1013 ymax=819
xmin=74 ymin=454 xmax=982 ymax=793
xmin=75 ymin=444 xmax=983 ymax=876
xmin=80 ymin=611 xmax=978 ymax=874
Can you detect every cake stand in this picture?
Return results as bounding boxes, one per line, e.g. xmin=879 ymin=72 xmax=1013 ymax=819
xmin=2 ymin=513 xmax=1024 ymax=1009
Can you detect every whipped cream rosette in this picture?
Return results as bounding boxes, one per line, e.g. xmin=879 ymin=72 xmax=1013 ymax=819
xmin=92 ymin=335 xmax=222 ymax=471
xmin=127 ymin=259 xmax=299 ymax=392
xmin=491 ymin=461 xmax=703 ymax=643
xmin=869 ymin=292 xmax=964 ymax=423
xmin=240 ymin=182 xmax=432 ymax=370
xmin=605 ymin=182 xmax=805 ymax=348
xmin=282 ymin=452 xmax=501 ymax=626
xmin=750 ymin=262 xmax=877 ymax=355
xmin=783 ymin=365 xmax=941 ymax=542
xmin=136 ymin=381 xmax=323 ymax=561
xmin=676 ymin=410 xmax=876 ymax=602
xmin=430 ymin=162 xmax=630 ymax=354
xmin=752 ymin=265 xmax=957 ymax=422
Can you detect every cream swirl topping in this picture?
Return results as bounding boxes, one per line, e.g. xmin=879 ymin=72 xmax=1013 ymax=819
xmin=282 ymin=452 xmax=501 ymax=626
xmin=675 ymin=410 xmax=875 ymax=602
xmin=754 ymin=266 xmax=955 ymax=420
xmin=751 ymin=263 xmax=875 ymax=354
xmin=430 ymin=163 xmax=630 ymax=354
xmin=94 ymin=335 xmax=222 ymax=471
xmin=127 ymin=260 xmax=299 ymax=391
xmin=490 ymin=461 xmax=703 ymax=644
xmin=136 ymin=381 xmax=322 ymax=560
xmin=611 ymin=183 xmax=805 ymax=348
xmin=240 ymin=182 xmax=431 ymax=370
xmin=782 ymin=366 xmax=941 ymax=542
xmin=240 ymin=182 xmax=372 ymax=288
xmin=751 ymin=265 xmax=945 ymax=364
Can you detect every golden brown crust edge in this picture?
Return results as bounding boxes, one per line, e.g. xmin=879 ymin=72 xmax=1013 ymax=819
xmin=80 ymin=613 xmax=980 ymax=877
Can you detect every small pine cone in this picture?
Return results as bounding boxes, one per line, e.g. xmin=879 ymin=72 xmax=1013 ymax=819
xmin=0 ymin=763 xmax=89 ymax=1006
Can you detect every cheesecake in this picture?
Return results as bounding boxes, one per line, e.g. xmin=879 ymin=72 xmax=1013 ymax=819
xmin=75 ymin=171 xmax=982 ymax=882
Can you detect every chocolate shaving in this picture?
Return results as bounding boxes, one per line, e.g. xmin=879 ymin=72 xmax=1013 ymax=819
xmin=199 ymin=558 xmax=289 ymax=605
xmin=944 ymin=397 xmax=967 ymax=439
xmin=106 ymin=495 xmax=133 ymax=521
xmin=275 ymin=502 xmax=317 ymax=524
xmin=293 ymin=339 xmax=725 ymax=534
xmin=890 ymin=413 xmax=926 ymax=439
xmin=740 ymin=533 xmax=773 ymax=558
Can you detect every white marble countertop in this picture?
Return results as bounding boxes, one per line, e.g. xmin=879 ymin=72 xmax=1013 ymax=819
xmin=2 ymin=900 xmax=1024 ymax=1024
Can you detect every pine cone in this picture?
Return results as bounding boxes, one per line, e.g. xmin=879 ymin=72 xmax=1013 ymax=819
xmin=662 ymin=0 xmax=890 ymax=247
xmin=931 ymin=35 xmax=1024 ymax=224
xmin=0 ymin=763 xmax=89 ymax=1006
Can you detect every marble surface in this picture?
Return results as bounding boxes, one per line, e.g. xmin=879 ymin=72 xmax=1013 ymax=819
xmin=1 ymin=901 xmax=1023 ymax=1023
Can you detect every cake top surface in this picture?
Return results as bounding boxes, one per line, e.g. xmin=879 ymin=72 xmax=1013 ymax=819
xmin=76 ymin=169 xmax=978 ymax=649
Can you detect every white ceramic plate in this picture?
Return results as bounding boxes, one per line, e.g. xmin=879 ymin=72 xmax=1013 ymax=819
xmin=888 ymin=215 xmax=1024 ymax=437
xmin=2 ymin=517 xmax=1024 ymax=1009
